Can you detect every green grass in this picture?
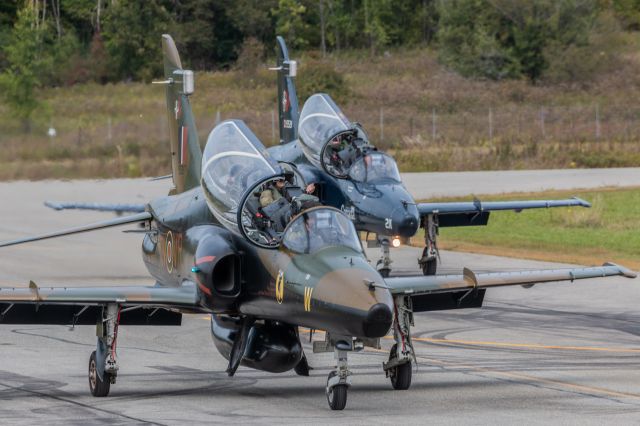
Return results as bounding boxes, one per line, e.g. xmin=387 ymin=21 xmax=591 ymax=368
xmin=3 ymin=46 xmax=640 ymax=179
xmin=426 ymin=187 xmax=640 ymax=269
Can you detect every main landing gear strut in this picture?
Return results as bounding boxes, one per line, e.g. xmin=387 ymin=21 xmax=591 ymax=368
xmin=418 ymin=214 xmax=439 ymax=276
xmin=89 ymin=303 xmax=120 ymax=397
xmin=383 ymin=295 xmax=415 ymax=390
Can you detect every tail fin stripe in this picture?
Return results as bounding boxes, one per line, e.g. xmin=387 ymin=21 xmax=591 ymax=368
xmin=179 ymin=126 xmax=188 ymax=166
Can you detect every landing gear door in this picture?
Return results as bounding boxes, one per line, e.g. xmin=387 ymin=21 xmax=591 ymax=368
xmin=201 ymin=120 xmax=282 ymax=233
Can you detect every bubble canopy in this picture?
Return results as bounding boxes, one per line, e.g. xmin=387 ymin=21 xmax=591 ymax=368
xmin=282 ymin=207 xmax=362 ymax=255
xmin=348 ymin=152 xmax=401 ymax=183
xmin=201 ymin=120 xmax=281 ymax=231
xmin=298 ymin=94 xmax=371 ymax=178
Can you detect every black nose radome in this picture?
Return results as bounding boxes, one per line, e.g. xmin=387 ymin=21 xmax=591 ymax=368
xmin=363 ymin=303 xmax=393 ymax=338
xmin=396 ymin=214 xmax=419 ymax=238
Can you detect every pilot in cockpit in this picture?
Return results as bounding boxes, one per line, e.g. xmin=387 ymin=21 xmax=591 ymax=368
xmin=260 ymin=177 xmax=286 ymax=208
xmin=226 ymin=164 xmax=244 ymax=201
xmin=326 ymin=129 xmax=369 ymax=175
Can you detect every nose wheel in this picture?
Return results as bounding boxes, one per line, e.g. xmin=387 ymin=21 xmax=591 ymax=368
xmin=326 ymin=371 xmax=348 ymax=410
xmin=325 ymin=343 xmax=352 ymax=410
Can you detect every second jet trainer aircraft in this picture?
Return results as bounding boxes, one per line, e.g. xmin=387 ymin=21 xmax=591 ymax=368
xmin=268 ymin=36 xmax=591 ymax=277
xmin=0 ymin=35 xmax=636 ymax=411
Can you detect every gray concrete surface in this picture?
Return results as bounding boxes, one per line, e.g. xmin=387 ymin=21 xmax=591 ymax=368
xmin=0 ymin=178 xmax=639 ymax=424
xmin=402 ymin=167 xmax=640 ymax=199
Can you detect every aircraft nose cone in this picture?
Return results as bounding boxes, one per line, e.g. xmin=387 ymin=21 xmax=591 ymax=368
xmin=363 ymin=303 xmax=393 ymax=338
xmin=397 ymin=214 xmax=419 ymax=238
xmin=392 ymin=204 xmax=420 ymax=238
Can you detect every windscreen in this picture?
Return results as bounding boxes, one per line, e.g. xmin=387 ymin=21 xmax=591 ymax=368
xmin=201 ymin=120 xmax=279 ymax=231
xmin=298 ymin=94 xmax=351 ymax=168
xmin=348 ymin=152 xmax=401 ymax=183
xmin=282 ymin=208 xmax=362 ymax=254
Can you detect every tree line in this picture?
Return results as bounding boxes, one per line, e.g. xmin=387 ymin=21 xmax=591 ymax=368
xmin=0 ymin=0 xmax=638 ymax=128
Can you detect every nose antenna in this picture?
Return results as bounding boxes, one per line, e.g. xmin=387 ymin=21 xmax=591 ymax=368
xmin=364 ymin=279 xmax=390 ymax=291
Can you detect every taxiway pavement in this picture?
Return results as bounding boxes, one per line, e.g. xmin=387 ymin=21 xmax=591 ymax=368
xmin=0 ymin=177 xmax=639 ymax=424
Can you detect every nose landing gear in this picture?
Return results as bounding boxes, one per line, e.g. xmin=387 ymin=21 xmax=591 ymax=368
xmin=326 ymin=342 xmax=352 ymax=410
xmin=374 ymin=236 xmax=392 ymax=278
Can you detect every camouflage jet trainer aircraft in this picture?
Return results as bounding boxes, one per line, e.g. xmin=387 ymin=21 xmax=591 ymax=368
xmin=0 ymin=35 xmax=636 ymax=411
xmin=267 ymin=37 xmax=591 ymax=277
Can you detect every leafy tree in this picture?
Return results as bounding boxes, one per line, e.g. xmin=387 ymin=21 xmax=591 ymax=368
xmin=611 ymin=0 xmax=640 ymax=30
xmin=273 ymin=0 xmax=309 ymax=49
xmin=437 ymin=0 xmax=604 ymax=82
xmin=0 ymin=7 xmax=55 ymax=131
xmin=0 ymin=2 xmax=18 ymax=69
xmin=102 ymin=0 xmax=174 ymax=81
xmin=173 ymin=0 xmax=217 ymax=69
xmin=228 ymin=0 xmax=277 ymax=47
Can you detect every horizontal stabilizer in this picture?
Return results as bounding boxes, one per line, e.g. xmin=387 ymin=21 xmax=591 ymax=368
xmin=45 ymin=201 xmax=146 ymax=214
xmin=386 ymin=263 xmax=636 ymax=296
xmin=0 ymin=212 xmax=152 ymax=248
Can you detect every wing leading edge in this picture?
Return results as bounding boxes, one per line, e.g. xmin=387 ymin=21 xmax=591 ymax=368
xmin=0 ymin=211 xmax=152 ymax=248
xmin=0 ymin=281 xmax=203 ymax=325
xmin=44 ymin=201 xmax=146 ymax=214
xmin=385 ymin=262 xmax=636 ymax=296
xmin=417 ymin=197 xmax=590 ymax=228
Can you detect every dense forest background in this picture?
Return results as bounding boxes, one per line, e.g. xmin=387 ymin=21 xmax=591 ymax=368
xmin=3 ymin=1 xmax=639 ymax=81
xmin=2 ymin=1 xmax=640 ymax=122
xmin=1 ymin=1 xmax=640 ymax=179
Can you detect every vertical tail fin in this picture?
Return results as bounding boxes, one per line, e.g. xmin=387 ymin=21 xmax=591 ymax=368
xmin=275 ymin=36 xmax=300 ymax=145
xmin=161 ymin=34 xmax=202 ymax=195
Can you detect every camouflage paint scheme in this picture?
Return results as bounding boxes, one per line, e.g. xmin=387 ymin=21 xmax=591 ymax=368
xmin=0 ymin=34 xmax=635 ymax=410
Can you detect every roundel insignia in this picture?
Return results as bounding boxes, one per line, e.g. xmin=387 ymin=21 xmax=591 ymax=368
xmin=166 ymin=231 xmax=174 ymax=273
xmin=275 ymin=270 xmax=285 ymax=304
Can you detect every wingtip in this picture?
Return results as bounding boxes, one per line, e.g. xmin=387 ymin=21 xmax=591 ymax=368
xmin=604 ymin=262 xmax=638 ymax=279
xmin=44 ymin=201 xmax=62 ymax=211
xmin=572 ymin=197 xmax=591 ymax=208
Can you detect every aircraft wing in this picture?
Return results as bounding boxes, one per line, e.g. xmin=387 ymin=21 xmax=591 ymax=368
xmin=0 ymin=212 xmax=152 ymax=248
xmin=0 ymin=281 xmax=202 ymax=325
xmin=44 ymin=201 xmax=146 ymax=214
xmin=385 ymin=263 xmax=636 ymax=312
xmin=416 ymin=197 xmax=590 ymax=227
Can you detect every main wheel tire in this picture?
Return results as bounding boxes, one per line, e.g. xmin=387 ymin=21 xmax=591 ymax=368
xmin=326 ymin=371 xmax=348 ymax=410
xmin=89 ymin=350 xmax=111 ymax=397
xmin=390 ymin=361 xmax=412 ymax=390
xmin=379 ymin=268 xmax=390 ymax=278
xmin=422 ymin=257 xmax=437 ymax=276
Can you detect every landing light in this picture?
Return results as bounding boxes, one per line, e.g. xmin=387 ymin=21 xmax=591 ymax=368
xmin=391 ymin=237 xmax=401 ymax=248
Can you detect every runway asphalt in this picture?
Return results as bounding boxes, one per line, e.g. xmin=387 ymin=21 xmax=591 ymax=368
xmin=0 ymin=176 xmax=639 ymax=424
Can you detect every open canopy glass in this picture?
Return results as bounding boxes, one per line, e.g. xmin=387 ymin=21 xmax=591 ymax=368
xmin=298 ymin=94 xmax=372 ymax=178
xmin=201 ymin=120 xmax=281 ymax=231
